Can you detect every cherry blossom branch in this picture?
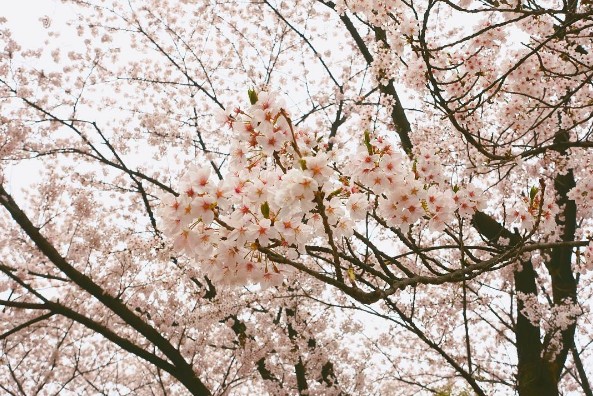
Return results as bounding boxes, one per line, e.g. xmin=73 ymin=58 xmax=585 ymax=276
xmin=572 ymin=345 xmax=593 ymax=396
xmin=384 ymin=298 xmax=487 ymax=396
xmin=0 ymin=312 xmax=54 ymax=341
xmin=0 ymin=184 xmax=211 ymax=396
xmin=134 ymin=22 xmax=224 ymax=110
xmin=264 ymin=0 xmax=342 ymax=88
xmin=319 ymin=1 xmax=413 ymax=153
xmin=313 ymin=192 xmax=344 ymax=283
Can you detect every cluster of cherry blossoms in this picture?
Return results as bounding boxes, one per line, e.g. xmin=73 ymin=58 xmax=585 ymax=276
xmin=517 ymin=291 xmax=584 ymax=361
xmin=507 ymin=185 xmax=560 ymax=234
xmin=568 ymin=170 xmax=593 ymax=217
xmin=158 ymin=91 xmax=487 ymax=287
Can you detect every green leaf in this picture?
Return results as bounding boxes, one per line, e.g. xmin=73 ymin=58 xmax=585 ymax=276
xmin=529 ymin=186 xmax=539 ymax=204
xmin=327 ymin=188 xmax=343 ymax=200
xmin=347 ymin=267 xmax=356 ymax=281
xmin=248 ymin=89 xmax=258 ymax=105
xmin=260 ymin=201 xmax=270 ymax=219
xmin=299 ymin=159 xmax=307 ymax=170
xmin=363 ymin=130 xmax=372 ymax=154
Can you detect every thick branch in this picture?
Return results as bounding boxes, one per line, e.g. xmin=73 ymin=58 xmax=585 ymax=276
xmin=0 ymin=185 xmax=210 ymax=396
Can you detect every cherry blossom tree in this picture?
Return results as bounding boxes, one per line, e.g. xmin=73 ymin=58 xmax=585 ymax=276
xmin=1 ymin=0 xmax=592 ymax=395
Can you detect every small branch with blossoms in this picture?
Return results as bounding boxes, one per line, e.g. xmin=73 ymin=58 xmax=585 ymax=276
xmin=157 ymin=90 xmax=553 ymax=296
